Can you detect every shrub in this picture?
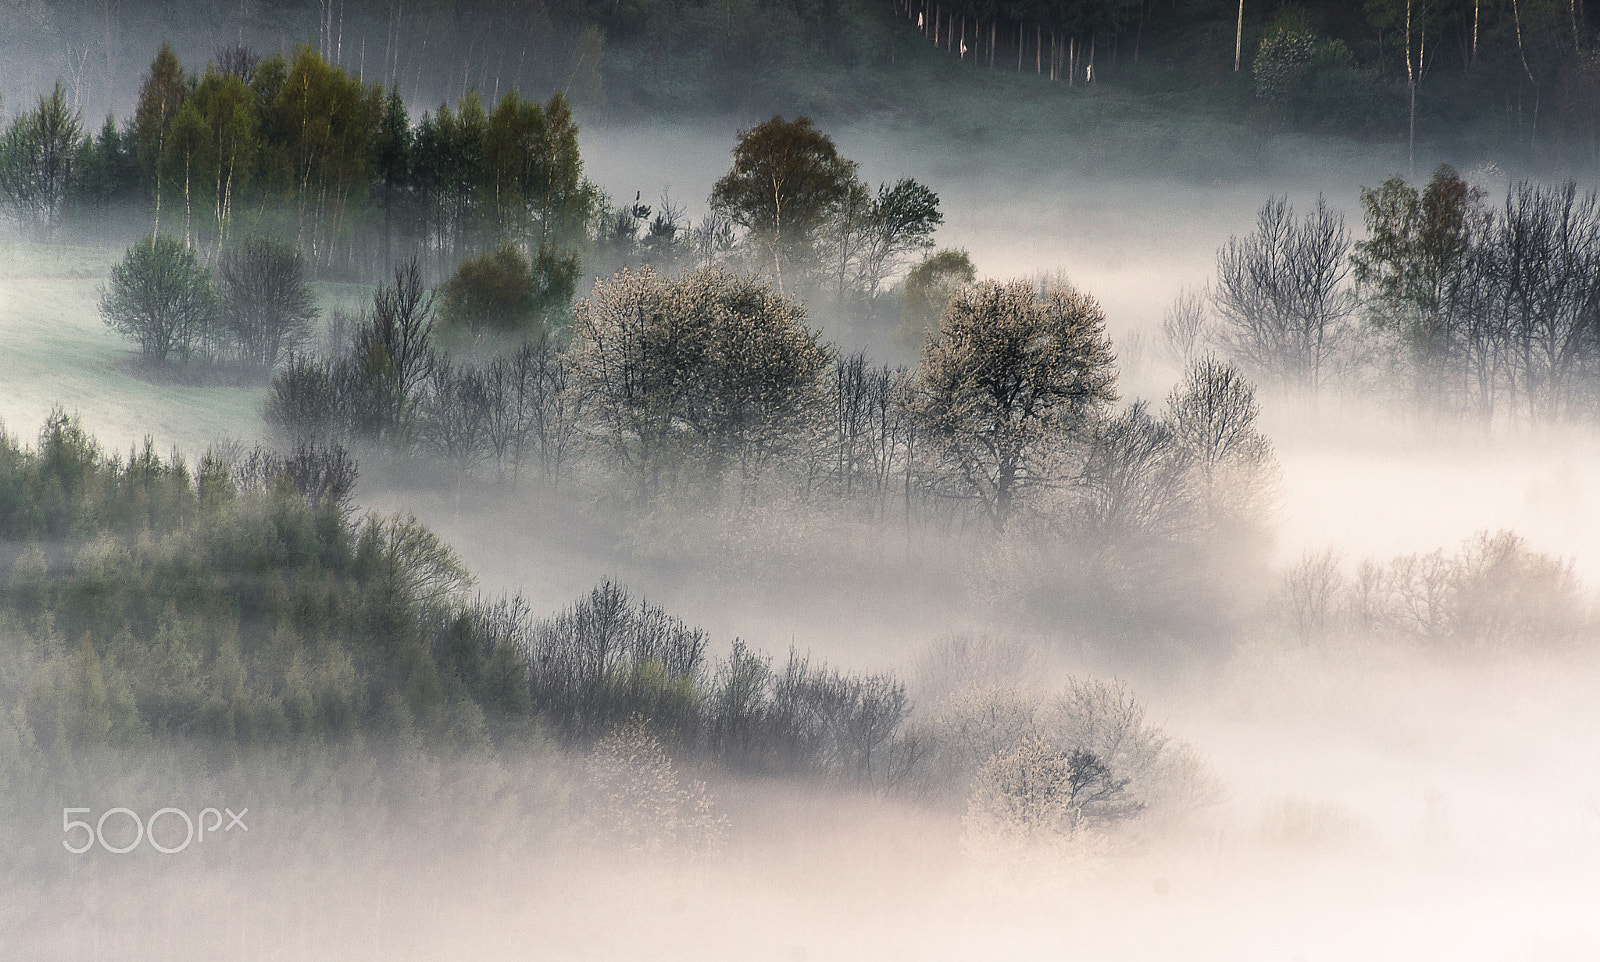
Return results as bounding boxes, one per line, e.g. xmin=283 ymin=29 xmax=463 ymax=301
xmin=99 ymin=235 xmax=219 ymax=366
xmin=437 ymin=243 xmax=576 ymax=340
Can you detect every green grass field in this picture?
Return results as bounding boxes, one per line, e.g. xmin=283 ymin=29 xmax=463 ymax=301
xmin=0 ymin=240 xmax=269 ymax=457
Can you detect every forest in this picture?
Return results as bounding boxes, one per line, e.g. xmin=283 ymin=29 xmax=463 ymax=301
xmin=10 ymin=0 xmax=1600 ymax=165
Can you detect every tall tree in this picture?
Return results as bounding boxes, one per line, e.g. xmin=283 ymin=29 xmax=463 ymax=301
xmin=710 ymin=116 xmax=859 ymax=294
xmin=1212 ymin=195 xmax=1357 ymax=394
xmin=133 ymin=42 xmax=185 ymax=240
xmin=0 ymin=82 xmax=85 ymax=236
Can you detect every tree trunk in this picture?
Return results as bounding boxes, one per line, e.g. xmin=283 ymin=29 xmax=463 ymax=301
xmin=1235 ymin=0 xmax=1245 ymax=71
xmin=1512 ymin=0 xmax=1538 ymax=84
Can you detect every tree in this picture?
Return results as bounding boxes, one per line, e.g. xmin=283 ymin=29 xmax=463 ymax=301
xmin=439 ymin=243 xmax=543 ymax=337
xmin=829 ymin=177 xmax=943 ymax=296
xmin=710 ymin=116 xmax=859 ymax=294
xmin=133 ymin=42 xmax=186 ymax=239
xmin=1351 ymin=165 xmax=1490 ymax=404
xmin=216 ymin=237 xmax=318 ymax=367
xmin=259 ymin=45 xmax=383 ymax=271
xmin=0 ymin=83 xmax=85 ymax=236
xmin=1212 ymin=195 xmax=1357 ymax=393
xmin=1488 ymin=181 xmax=1600 ymax=421
xmin=897 ymin=248 xmax=976 ymax=350
xmin=350 ymin=258 xmax=439 ymax=439
xmin=370 ymin=87 xmax=412 ymax=274
xmin=100 ymin=235 xmax=219 ymax=366
xmin=187 ymin=69 xmax=260 ymax=248
xmin=437 ymin=242 xmax=577 ymax=340
xmin=1164 ymin=355 xmax=1278 ymax=526
xmin=574 ymin=266 xmax=829 ymax=497
xmin=1072 ymin=400 xmax=1194 ymax=547
xmin=909 ymin=278 xmax=1117 ymax=530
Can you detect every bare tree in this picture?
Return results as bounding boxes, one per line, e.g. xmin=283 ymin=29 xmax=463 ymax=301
xmin=1212 ymin=195 xmax=1357 ymax=393
xmin=1159 ymin=286 xmax=1212 ymax=367
xmin=217 ymin=237 xmax=319 ymax=368
xmin=1071 ymin=400 xmax=1194 ymax=547
xmin=1164 ymin=355 xmax=1278 ymax=526
xmin=352 ymin=257 xmax=438 ymax=438
xmin=1490 ymin=181 xmax=1600 ymax=420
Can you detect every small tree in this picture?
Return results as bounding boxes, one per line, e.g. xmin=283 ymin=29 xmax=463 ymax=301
xmin=100 ymin=235 xmax=218 ymax=366
xmin=910 ymin=278 xmax=1117 ymax=530
xmin=897 ymin=248 xmax=976 ymax=350
xmin=1164 ymin=355 xmax=1278 ymax=526
xmin=437 ymin=242 xmax=577 ymax=340
xmin=352 ymin=258 xmax=439 ymax=439
xmin=217 ymin=237 xmax=318 ymax=367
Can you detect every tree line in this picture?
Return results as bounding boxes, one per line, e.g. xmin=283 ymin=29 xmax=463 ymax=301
xmin=265 ymin=252 xmax=1279 ymax=603
xmin=1175 ymin=166 xmax=1600 ymax=423
xmin=0 ymin=43 xmax=595 ymax=283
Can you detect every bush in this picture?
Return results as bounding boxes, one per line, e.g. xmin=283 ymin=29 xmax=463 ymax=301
xmin=1253 ymin=26 xmax=1395 ymax=132
xmin=438 ymin=242 xmax=576 ymax=340
xmin=1278 ymin=530 xmax=1593 ymax=647
xmin=99 ymin=235 xmax=219 ymax=366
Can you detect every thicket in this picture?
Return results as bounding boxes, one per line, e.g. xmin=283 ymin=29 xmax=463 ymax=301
xmin=0 ymin=411 xmax=926 ymax=786
xmin=0 ymin=410 xmax=1223 ymax=839
xmin=1279 ymin=530 xmax=1595 ymax=647
xmin=1179 ymin=167 xmax=1600 ymax=424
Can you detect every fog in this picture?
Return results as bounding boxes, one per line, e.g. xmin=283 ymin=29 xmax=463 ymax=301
xmin=4 ymin=24 xmax=1600 ymax=962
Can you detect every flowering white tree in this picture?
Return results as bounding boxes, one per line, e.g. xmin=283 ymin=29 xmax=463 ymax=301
xmin=585 ymin=720 xmax=725 ymax=857
xmin=910 ymin=279 xmax=1117 ymax=531
xmin=574 ymin=266 xmax=829 ymax=500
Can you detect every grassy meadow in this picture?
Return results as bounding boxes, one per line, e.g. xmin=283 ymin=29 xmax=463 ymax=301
xmin=0 ymin=241 xmax=374 ymax=457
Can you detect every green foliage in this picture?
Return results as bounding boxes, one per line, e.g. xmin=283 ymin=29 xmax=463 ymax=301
xmin=0 ymin=412 xmax=931 ymax=781
xmin=99 ymin=235 xmax=219 ymax=366
xmin=898 ymin=248 xmax=976 ymax=349
xmin=710 ymin=115 xmax=859 ymax=292
xmin=438 ymin=242 xmax=575 ymax=339
xmin=0 ymin=82 xmax=84 ymax=236
xmin=1253 ymin=26 xmax=1393 ymax=131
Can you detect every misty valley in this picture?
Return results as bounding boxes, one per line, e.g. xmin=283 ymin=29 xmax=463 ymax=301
xmin=2 ymin=4 xmax=1600 ymax=960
